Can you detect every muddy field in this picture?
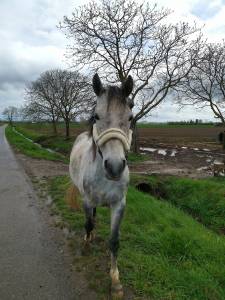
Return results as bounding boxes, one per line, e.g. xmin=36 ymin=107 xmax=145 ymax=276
xmin=17 ymin=124 xmax=225 ymax=178
xmin=137 ymin=127 xmax=223 ymax=150
xmin=65 ymin=126 xmax=223 ymax=150
xmin=130 ymin=127 xmax=225 ymax=178
xmin=72 ymin=126 xmax=225 ymax=178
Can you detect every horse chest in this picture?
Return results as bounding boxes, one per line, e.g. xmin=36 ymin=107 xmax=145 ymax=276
xmin=83 ymin=171 xmax=128 ymax=206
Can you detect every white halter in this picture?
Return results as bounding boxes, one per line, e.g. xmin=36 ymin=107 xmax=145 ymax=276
xmin=92 ymin=124 xmax=132 ymax=152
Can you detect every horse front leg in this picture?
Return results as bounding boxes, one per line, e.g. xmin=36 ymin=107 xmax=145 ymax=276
xmin=109 ymin=200 xmax=125 ymax=298
xmin=83 ymin=203 xmax=96 ymax=243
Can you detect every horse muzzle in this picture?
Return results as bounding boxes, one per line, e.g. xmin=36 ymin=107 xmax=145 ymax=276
xmin=104 ymin=158 xmax=126 ymax=180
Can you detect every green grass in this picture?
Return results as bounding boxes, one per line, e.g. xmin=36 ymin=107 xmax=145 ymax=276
xmin=49 ymin=175 xmax=225 ymax=299
xmin=13 ymin=125 xmax=73 ymax=157
xmin=128 ymin=152 xmax=149 ymax=162
xmin=33 ymin=135 xmax=74 ymax=156
xmin=5 ymin=126 xmax=67 ymax=162
xmin=15 ymin=125 xmax=46 ymax=141
xmin=15 ymin=121 xmax=82 ymax=134
xmin=131 ymin=175 xmax=225 ymax=234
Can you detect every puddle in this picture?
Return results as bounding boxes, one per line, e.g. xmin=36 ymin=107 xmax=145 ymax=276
xmin=158 ymin=149 xmax=167 ymax=156
xmin=140 ymin=147 xmax=168 ymax=156
xmin=203 ymin=148 xmax=210 ymax=152
xmin=170 ymin=150 xmax=177 ymax=157
xmin=197 ymin=166 xmax=210 ymax=171
xmin=140 ymin=147 xmax=156 ymax=152
xmin=192 ymin=148 xmax=199 ymax=151
xmin=214 ymin=160 xmax=224 ymax=165
xmin=181 ymin=146 xmax=187 ymax=149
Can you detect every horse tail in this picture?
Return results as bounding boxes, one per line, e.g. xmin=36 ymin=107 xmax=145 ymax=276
xmin=65 ymin=183 xmax=81 ymax=211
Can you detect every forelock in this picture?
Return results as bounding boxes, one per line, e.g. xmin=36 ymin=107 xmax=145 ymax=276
xmin=107 ymin=86 xmax=126 ymax=107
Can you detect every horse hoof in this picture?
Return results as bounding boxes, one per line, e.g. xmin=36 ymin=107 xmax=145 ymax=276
xmin=111 ymin=283 xmax=124 ymax=299
xmin=84 ymin=232 xmax=95 ymax=243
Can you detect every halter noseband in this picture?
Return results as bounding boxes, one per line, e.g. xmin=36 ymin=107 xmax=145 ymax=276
xmin=92 ymin=124 xmax=132 ymax=152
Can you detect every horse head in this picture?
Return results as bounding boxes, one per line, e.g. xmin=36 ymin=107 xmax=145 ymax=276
xmin=92 ymin=73 xmax=134 ymax=180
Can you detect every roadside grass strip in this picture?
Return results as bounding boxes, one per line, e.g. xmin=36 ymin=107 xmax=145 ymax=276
xmin=5 ymin=126 xmax=67 ymax=162
xmin=49 ymin=175 xmax=225 ymax=300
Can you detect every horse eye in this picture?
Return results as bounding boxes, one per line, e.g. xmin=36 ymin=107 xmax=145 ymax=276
xmin=129 ymin=115 xmax=133 ymax=121
xmin=94 ymin=113 xmax=100 ymax=120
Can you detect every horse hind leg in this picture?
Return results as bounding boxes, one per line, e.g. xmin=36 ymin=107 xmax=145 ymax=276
xmin=109 ymin=201 xmax=125 ymax=299
xmin=83 ymin=204 xmax=96 ymax=243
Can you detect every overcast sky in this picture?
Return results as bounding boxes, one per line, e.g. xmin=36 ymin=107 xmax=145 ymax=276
xmin=0 ymin=0 xmax=224 ymax=122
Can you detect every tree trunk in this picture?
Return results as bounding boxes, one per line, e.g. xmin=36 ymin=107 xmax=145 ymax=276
xmin=52 ymin=120 xmax=57 ymax=136
xmin=131 ymin=121 xmax=140 ymax=153
xmin=223 ymin=130 xmax=225 ymax=150
xmin=8 ymin=117 xmax=12 ymax=126
xmin=65 ymin=120 xmax=70 ymax=138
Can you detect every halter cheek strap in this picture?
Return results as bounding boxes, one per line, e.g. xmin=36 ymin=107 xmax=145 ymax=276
xmin=92 ymin=124 xmax=132 ymax=152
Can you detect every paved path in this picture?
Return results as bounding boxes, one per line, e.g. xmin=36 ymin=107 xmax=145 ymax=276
xmin=0 ymin=126 xmax=90 ymax=300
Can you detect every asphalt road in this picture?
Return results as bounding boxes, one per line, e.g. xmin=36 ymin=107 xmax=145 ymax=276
xmin=0 ymin=126 xmax=91 ymax=300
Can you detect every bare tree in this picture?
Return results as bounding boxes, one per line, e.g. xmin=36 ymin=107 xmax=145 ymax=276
xmin=51 ymin=69 xmax=94 ymax=138
xmin=60 ymin=0 xmax=202 ymax=151
xmin=175 ymin=42 xmax=225 ymax=125
xmin=25 ymin=71 xmax=62 ymax=135
xmin=25 ymin=69 xmax=94 ymax=138
xmin=2 ymin=106 xmax=18 ymax=125
xmin=22 ymin=102 xmax=52 ymax=123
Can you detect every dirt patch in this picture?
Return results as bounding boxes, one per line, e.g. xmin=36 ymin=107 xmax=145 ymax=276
xmin=15 ymin=151 xmax=68 ymax=178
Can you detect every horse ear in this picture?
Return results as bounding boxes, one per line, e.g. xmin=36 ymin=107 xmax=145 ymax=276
xmin=122 ymin=75 xmax=133 ymax=97
xmin=92 ymin=73 xmax=103 ymax=96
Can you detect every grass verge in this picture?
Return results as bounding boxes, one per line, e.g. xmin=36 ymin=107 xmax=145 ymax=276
xmin=131 ymin=174 xmax=225 ymax=234
xmin=5 ymin=125 xmax=67 ymax=162
xmin=49 ymin=175 xmax=225 ymax=300
xmin=128 ymin=152 xmax=150 ymax=162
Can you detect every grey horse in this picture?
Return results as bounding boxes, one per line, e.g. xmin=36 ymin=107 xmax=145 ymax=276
xmin=69 ymin=73 xmax=133 ymax=298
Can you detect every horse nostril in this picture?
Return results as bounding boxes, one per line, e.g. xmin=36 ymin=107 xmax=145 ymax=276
xmin=104 ymin=159 xmax=126 ymax=179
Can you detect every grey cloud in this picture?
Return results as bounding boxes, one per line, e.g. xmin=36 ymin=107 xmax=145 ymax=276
xmin=145 ymin=100 xmax=214 ymax=123
xmin=191 ymin=0 xmax=223 ymax=20
xmin=0 ymin=0 xmax=74 ymax=112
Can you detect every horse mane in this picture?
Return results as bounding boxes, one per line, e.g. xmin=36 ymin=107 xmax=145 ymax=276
xmin=87 ymin=113 xmax=97 ymax=161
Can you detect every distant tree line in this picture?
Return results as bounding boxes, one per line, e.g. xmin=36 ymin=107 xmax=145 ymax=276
xmin=167 ymin=120 xmax=215 ymax=125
